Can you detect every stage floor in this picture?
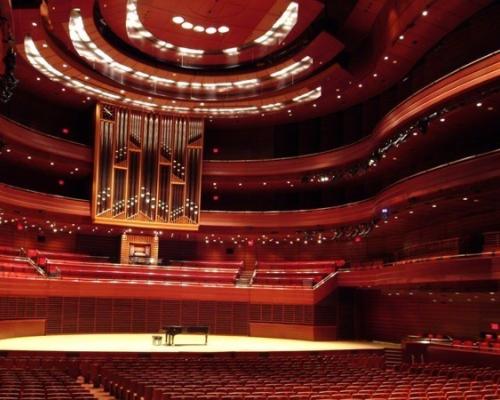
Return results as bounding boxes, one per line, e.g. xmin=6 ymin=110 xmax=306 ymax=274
xmin=0 ymin=333 xmax=397 ymax=353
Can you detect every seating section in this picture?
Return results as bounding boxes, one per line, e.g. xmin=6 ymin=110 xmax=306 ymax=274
xmin=80 ymin=354 xmax=499 ymax=400
xmin=0 ymin=246 xmax=40 ymax=279
xmin=169 ymin=260 xmax=244 ymax=269
xmin=28 ymin=250 xmax=109 ymax=267
xmin=0 ymin=367 xmax=94 ymax=400
xmin=0 ymin=245 xmax=22 ymax=257
xmin=252 ymin=261 xmax=343 ymax=287
xmin=43 ymin=260 xmax=240 ymax=286
xmin=0 ymin=353 xmax=499 ymax=399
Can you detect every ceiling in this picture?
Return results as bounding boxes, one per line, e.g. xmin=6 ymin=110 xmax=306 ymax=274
xmin=7 ymin=0 xmax=493 ymax=127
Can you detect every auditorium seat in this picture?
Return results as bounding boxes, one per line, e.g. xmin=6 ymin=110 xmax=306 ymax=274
xmin=42 ymin=258 xmax=240 ymax=286
xmin=41 ymin=352 xmax=495 ymax=400
xmin=0 ymin=254 xmax=41 ymax=278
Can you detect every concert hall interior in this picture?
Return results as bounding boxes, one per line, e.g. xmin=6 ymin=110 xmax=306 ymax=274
xmin=0 ymin=0 xmax=499 ymax=399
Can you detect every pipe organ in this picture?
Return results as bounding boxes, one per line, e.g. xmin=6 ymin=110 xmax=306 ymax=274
xmin=92 ymin=103 xmax=203 ymax=230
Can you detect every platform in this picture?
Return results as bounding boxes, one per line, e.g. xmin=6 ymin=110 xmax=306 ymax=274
xmin=0 ymin=333 xmax=397 ymax=353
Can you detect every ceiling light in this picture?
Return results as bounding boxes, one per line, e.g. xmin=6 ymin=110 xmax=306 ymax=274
xmin=432 ymin=204 xmax=437 ymax=208
xmin=193 ymin=25 xmax=204 ymax=32
xmin=476 ymin=102 xmax=482 ymax=107
xmin=181 ymin=22 xmax=193 ymax=30
xmin=172 ymin=16 xmax=184 ymax=24
xmin=440 ymin=117 xmax=446 ymax=122
xmin=462 ymin=197 xmax=468 ymax=201
xmin=205 ymin=27 xmax=217 ymax=34
xmin=32 ymin=22 xmax=38 ymax=27
xmin=218 ymin=26 xmax=229 ymax=33
xmin=27 ymin=156 xmax=32 ymax=160
xmin=399 ymin=35 xmax=404 ymax=40
xmin=373 ymin=73 xmax=378 ymax=77
xmin=384 ymin=56 xmax=389 ymax=60
xmin=422 ymin=10 xmax=428 ymax=16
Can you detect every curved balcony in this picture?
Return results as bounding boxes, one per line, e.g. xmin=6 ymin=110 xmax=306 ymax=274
xmin=0 ymin=149 xmax=498 ymax=230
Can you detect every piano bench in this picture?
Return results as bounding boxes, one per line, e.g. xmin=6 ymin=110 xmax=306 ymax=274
xmin=152 ymin=335 xmax=163 ymax=346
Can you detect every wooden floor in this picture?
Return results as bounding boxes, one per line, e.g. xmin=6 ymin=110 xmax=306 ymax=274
xmin=0 ymin=333 xmax=397 ymax=353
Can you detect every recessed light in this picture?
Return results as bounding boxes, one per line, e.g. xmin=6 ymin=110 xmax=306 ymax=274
xmin=238 ymin=183 xmax=242 ymax=187
xmin=312 ymin=104 xmax=317 ymax=108
xmin=205 ymin=27 xmax=217 ymax=34
xmin=392 ymin=59 xmax=398 ymax=64
xmin=373 ymin=73 xmax=378 ymax=78
xmin=399 ymin=35 xmax=404 ymax=40
xmin=50 ymin=162 xmax=54 ymax=166
xmin=358 ymin=83 xmax=363 ymax=88
xmin=476 ymin=102 xmax=482 ymax=107
xmin=337 ymin=95 xmax=341 ymax=99
xmin=384 ymin=56 xmax=389 ymax=60
xmin=409 ymin=210 xmax=414 ymax=214
xmin=172 ymin=16 xmax=184 ymax=24
xmin=181 ymin=21 xmax=193 ymax=30
xmin=32 ymin=22 xmax=38 ymax=27
xmin=432 ymin=204 xmax=437 ymax=208
xmin=193 ymin=25 xmax=204 ymax=32
xmin=262 ymin=182 xmax=267 ymax=186
xmin=462 ymin=197 xmax=468 ymax=201
xmin=422 ymin=10 xmax=428 ymax=16
xmin=6 ymin=148 xmax=11 ymax=153
xmin=440 ymin=117 xmax=446 ymax=122
xmin=36 ymin=77 xmax=41 ymax=81
xmin=61 ymin=88 xmax=66 ymax=92
xmin=218 ymin=26 xmax=229 ymax=33
xmin=27 ymin=156 xmax=32 ymax=160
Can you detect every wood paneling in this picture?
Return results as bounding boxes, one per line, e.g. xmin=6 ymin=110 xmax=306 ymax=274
xmin=0 ymin=319 xmax=46 ymax=340
xmin=249 ymin=322 xmax=336 ymax=341
xmin=358 ymin=290 xmax=500 ymax=342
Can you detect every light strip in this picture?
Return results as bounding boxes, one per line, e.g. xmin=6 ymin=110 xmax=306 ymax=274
xmin=25 ymin=36 xmax=321 ymax=117
xmin=24 ymin=36 xmax=121 ymax=101
xmin=270 ymin=56 xmax=313 ymax=79
xmin=69 ymin=9 xmax=314 ymax=98
xmin=254 ymin=2 xmax=299 ymax=46
xmin=126 ymin=0 xmax=297 ymax=58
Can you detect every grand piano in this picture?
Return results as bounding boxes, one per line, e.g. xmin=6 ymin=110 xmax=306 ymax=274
xmin=163 ymin=325 xmax=209 ymax=346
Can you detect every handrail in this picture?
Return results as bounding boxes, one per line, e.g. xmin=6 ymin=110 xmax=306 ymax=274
xmin=313 ymin=270 xmax=340 ymax=290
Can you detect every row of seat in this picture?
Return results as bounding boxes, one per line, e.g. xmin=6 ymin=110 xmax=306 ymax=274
xmin=81 ymin=353 xmax=499 ymax=400
xmin=0 ymin=368 xmax=94 ymax=400
xmin=0 ymin=254 xmax=40 ymax=279
xmin=252 ymin=261 xmax=341 ymax=287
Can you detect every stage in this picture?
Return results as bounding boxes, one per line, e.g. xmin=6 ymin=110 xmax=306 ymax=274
xmin=0 ymin=333 xmax=398 ymax=353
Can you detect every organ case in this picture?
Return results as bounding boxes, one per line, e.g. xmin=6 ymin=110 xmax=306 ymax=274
xmin=92 ymin=103 xmax=203 ymax=230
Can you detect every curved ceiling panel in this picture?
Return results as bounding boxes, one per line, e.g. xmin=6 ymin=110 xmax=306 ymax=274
xmin=68 ymin=7 xmax=342 ymax=101
xmin=100 ymin=0 xmax=324 ymax=67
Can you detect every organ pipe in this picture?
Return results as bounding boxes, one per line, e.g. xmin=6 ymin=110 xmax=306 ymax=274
xmin=93 ymin=103 xmax=203 ymax=230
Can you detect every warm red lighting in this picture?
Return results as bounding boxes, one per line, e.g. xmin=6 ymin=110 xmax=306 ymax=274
xmin=247 ymin=240 xmax=254 ymax=247
xmin=212 ymin=195 xmax=219 ymax=201
xmin=212 ymin=147 xmax=219 ymax=154
xmin=58 ymin=179 xmax=65 ymax=186
xmin=16 ymin=223 xmax=24 ymax=231
xmin=354 ymin=236 xmax=361 ymax=243
xmin=491 ymin=323 xmax=499 ymax=331
xmin=62 ymin=128 xmax=70 ymax=134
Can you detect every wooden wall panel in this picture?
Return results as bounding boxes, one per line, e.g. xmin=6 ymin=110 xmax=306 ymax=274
xmin=358 ymin=290 xmax=500 ymax=342
xmin=0 ymin=224 xmax=77 ymax=253
xmin=0 ymin=296 xmax=252 ymax=336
